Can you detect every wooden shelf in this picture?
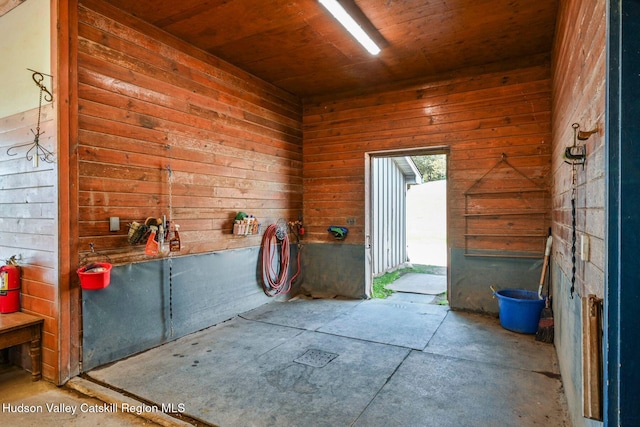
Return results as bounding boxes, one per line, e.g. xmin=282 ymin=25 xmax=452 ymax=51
xmin=464 ymin=155 xmax=549 ymax=256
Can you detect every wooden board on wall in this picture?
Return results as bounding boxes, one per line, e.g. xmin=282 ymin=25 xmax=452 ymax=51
xmin=0 ymin=106 xmax=58 ymax=380
xmin=303 ymin=65 xmax=552 ymax=250
xmin=551 ymin=0 xmax=606 ymax=298
xmin=76 ymin=0 xmax=303 ymax=264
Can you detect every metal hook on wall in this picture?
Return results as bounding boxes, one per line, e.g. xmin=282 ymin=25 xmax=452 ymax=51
xmin=28 ymin=68 xmax=53 ymax=103
xmin=6 ymin=130 xmax=56 ymax=166
xmin=564 ymin=123 xmax=589 ymax=168
xmin=5 ymin=69 xmax=55 ymax=167
xmin=565 ymin=122 xmax=597 ymax=299
xmin=576 ymin=124 xmax=598 ymax=141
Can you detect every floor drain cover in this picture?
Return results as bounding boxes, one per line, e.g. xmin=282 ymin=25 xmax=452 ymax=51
xmin=294 ymin=349 xmax=338 ymax=368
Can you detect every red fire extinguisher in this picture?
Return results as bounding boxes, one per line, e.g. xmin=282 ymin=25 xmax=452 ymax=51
xmin=0 ymin=256 xmax=21 ymax=314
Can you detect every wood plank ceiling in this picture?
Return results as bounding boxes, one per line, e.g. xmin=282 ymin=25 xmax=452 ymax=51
xmin=103 ymin=0 xmax=558 ymax=99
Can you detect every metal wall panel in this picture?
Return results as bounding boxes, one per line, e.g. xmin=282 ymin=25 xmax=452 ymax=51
xmin=371 ymin=157 xmax=409 ymax=276
xmin=299 ymin=243 xmax=366 ymax=298
xmin=82 ymin=247 xmax=273 ymax=370
xmin=449 ymin=248 xmax=540 ymax=313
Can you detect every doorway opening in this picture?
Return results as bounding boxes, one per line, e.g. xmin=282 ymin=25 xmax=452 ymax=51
xmin=365 ymin=149 xmax=449 ymax=303
xmin=407 ymin=154 xmax=447 ymax=267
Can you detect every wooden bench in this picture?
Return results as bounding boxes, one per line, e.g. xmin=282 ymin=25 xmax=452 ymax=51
xmin=0 ymin=312 xmax=44 ymax=381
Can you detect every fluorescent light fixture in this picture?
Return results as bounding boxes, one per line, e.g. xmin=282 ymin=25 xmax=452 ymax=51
xmin=319 ymin=0 xmax=381 ymax=55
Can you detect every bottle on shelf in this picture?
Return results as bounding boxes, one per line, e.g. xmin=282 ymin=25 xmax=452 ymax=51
xmin=170 ymin=224 xmax=181 ymax=252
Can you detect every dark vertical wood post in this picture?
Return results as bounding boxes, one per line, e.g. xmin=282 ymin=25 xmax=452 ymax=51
xmin=605 ymin=1 xmax=640 ymax=425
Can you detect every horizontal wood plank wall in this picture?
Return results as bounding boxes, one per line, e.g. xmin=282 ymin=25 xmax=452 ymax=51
xmin=550 ymin=1 xmax=606 ymax=425
xmin=76 ymin=0 xmax=302 ymax=264
xmin=303 ymin=65 xmax=552 ymax=255
xmin=0 ymin=105 xmax=58 ymax=380
xmin=552 ymin=0 xmax=606 ymax=298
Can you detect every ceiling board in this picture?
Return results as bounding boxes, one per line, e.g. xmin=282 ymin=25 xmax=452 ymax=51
xmin=103 ymin=0 xmax=558 ymax=99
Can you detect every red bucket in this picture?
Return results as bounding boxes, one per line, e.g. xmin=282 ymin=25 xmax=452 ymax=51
xmin=77 ymin=263 xmax=112 ymax=290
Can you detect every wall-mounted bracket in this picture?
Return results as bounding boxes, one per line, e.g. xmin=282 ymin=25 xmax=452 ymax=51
xmin=577 ymin=126 xmax=599 ymax=141
xmin=564 ymin=123 xmax=592 ymax=168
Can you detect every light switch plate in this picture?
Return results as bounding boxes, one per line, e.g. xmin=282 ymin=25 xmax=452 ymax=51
xmin=109 ymin=217 xmax=120 ymax=232
xmin=581 ymin=234 xmax=590 ymax=262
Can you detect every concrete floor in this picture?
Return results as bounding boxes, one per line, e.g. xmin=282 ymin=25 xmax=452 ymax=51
xmin=387 ymin=272 xmax=447 ymax=295
xmin=79 ymin=292 xmax=570 ymax=427
xmin=0 ymin=364 xmax=165 ymax=426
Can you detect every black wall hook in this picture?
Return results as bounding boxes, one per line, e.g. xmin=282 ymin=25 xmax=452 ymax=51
xmin=564 ymin=123 xmax=587 ymax=167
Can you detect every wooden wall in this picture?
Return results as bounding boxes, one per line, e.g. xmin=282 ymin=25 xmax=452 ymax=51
xmin=303 ymin=64 xmax=552 ymax=255
xmin=0 ymin=105 xmax=58 ymax=381
xmin=551 ymin=0 xmax=606 ymax=299
xmin=76 ymin=0 xmax=302 ymax=265
xmin=550 ymin=1 xmax=606 ymax=425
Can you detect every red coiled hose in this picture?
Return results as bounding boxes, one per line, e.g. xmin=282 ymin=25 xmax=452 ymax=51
xmin=261 ymin=223 xmax=301 ymax=296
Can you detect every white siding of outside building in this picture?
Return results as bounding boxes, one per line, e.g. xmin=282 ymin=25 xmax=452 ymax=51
xmin=372 ymin=157 xmax=410 ymax=276
xmin=406 ymin=180 xmax=447 ymax=266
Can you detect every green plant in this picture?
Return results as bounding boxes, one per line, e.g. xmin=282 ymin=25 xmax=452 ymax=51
xmin=434 ymin=291 xmax=448 ymax=305
xmin=372 ymin=277 xmax=395 ymax=299
xmin=412 ymin=154 xmax=446 ymax=182
xmin=372 ymin=267 xmax=413 ymax=299
xmin=410 ymin=264 xmax=446 ymax=275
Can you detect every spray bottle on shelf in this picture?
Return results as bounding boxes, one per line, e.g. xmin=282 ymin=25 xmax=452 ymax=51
xmin=158 ymin=219 xmax=168 ymax=255
xmin=170 ymin=224 xmax=181 ymax=252
xmin=145 ymin=226 xmax=159 ymax=256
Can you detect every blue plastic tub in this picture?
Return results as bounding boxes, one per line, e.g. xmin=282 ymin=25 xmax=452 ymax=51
xmin=494 ymin=289 xmax=545 ymax=334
